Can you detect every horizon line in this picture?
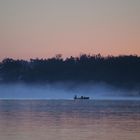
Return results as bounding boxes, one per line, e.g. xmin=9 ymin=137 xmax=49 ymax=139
xmin=0 ymin=53 xmax=139 ymax=61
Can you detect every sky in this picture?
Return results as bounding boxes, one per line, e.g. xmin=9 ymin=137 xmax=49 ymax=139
xmin=0 ymin=0 xmax=140 ymax=60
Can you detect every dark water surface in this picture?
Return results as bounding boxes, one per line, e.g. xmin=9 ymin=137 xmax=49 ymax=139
xmin=0 ymin=100 xmax=140 ymax=140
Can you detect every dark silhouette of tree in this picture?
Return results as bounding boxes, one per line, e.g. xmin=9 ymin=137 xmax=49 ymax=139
xmin=0 ymin=54 xmax=140 ymax=88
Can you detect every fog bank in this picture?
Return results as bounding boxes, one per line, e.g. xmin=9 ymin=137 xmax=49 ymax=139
xmin=0 ymin=82 xmax=140 ymax=100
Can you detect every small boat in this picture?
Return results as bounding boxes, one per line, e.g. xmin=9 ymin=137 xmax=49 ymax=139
xmin=74 ymin=95 xmax=90 ymax=100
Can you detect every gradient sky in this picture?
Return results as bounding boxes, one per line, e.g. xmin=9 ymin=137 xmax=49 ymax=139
xmin=0 ymin=0 xmax=140 ymax=60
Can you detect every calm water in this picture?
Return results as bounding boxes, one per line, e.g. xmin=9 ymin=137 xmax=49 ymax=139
xmin=0 ymin=100 xmax=140 ymax=140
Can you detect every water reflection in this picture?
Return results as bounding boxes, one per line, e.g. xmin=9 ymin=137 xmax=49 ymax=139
xmin=0 ymin=100 xmax=140 ymax=140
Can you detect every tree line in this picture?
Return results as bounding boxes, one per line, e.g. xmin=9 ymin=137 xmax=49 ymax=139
xmin=0 ymin=54 xmax=140 ymax=87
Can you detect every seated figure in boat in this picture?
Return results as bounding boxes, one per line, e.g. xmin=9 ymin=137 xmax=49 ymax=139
xmin=74 ymin=95 xmax=90 ymax=100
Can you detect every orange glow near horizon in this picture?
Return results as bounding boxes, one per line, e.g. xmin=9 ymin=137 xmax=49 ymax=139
xmin=1 ymin=24 xmax=140 ymax=60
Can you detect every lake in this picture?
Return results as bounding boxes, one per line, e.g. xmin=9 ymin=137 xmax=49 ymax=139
xmin=0 ymin=100 xmax=139 ymax=140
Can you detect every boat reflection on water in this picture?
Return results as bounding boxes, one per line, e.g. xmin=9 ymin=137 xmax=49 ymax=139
xmin=74 ymin=95 xmax=90 ymax=100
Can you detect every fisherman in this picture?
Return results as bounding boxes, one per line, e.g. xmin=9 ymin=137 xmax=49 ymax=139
xmin=74 ymin=95 xmax=77 ymax=100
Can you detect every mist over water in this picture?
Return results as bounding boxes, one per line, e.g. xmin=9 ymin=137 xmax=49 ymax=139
xmin=0 ymin=82 xmax=140 ymax=100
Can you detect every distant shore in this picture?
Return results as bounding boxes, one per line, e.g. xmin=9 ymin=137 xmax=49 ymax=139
xmin=0 ymin=54 xmax=140 ymax=89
